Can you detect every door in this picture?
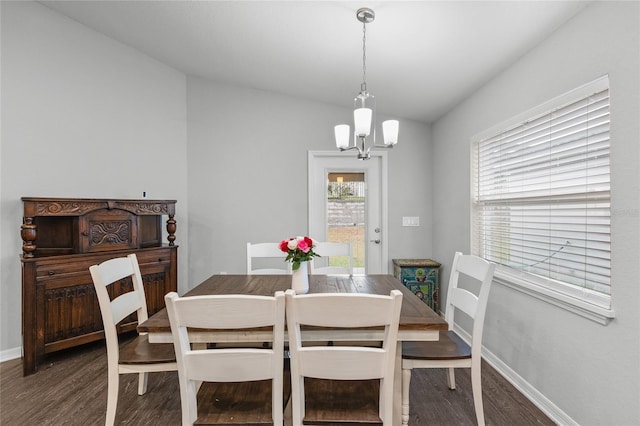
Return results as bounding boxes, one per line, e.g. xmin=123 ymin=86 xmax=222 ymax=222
xmin=308 ymin=151 xmax=388 ymax=274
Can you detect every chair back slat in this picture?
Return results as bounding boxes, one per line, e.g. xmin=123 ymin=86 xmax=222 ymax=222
xmin=311 ymin=266 xmax=348 ymax=274
xmin=93 ymin=256 xmax=136 ymax=287
xmin=247 ymin=242 xmax=291 ymax=275
xmin=170 ymin=295 xmax=280 ymax=329
xmin=290 ymin=293 xmax=399 ymax=328
xmin=448 ymin=287 xmax=479 ymax=320
xmin=298 ymin=348 xmax=386 ymax=380
xmin=456 ymin=253 xmax=495 ymax=282
xmin=311 ymin=242 xmax=353 ymax=275
xmin=110 ymin=292 xmax=144 ymax=326
xmin=184 ymin=350 xmax=276 ymax=382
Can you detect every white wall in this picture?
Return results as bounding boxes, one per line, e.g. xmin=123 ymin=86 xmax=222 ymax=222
xmin=431 ymin=2 xmax=639 ymax=424
xmin=0 ymin=2 xmax=189 ymax=353
xmin=185 ymin=76 xmax=433 ymax=287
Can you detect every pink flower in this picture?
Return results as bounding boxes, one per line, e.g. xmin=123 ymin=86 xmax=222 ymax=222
xmin=298 ymin=239 xmax=310 ymax=253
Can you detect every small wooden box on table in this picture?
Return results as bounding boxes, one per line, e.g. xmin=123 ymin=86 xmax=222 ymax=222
xmin=20 ymin=197 xmax=178 ymax=376
xmin=392 ymin=258 xmax=441 ymax=313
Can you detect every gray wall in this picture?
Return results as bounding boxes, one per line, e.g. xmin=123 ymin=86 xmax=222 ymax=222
xmin=431 ymin=2 xmax=639 ymax=424
xmin=3 ymin=1 xmax=638 ymax=424
xmin=0 ymin=2 xmax=190 ymax=353
xmin=185 ymin=76 xmax=433 ymax=288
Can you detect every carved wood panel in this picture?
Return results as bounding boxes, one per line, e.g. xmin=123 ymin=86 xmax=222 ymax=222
xmin=44 ymin=283 xmax=101 ymax=343
xmin=80 ymin=210 xmax=138 ymax=253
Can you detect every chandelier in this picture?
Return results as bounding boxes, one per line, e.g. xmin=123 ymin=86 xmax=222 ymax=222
xmin=335 ymin=7 xmax=399 ymax=160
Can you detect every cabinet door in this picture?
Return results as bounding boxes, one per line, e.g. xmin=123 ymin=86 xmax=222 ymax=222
xmin=35 ymin=264 xmax=104 ymax=353
xmin=79 ymin=209 xmax=138 ymax=253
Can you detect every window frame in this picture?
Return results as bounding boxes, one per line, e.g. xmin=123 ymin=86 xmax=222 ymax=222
xmin=470 ymin=76 xmax=615 ymax=325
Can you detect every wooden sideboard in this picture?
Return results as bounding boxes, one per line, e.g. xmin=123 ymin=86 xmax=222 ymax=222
xmin=20 ymin=197 xmax=178 ymax=376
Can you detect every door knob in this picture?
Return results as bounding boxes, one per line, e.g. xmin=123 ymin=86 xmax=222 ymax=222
xmin=370 ymin=239 xmax=381 ymax=244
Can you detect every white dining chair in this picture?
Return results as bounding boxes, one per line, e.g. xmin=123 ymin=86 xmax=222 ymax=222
xmin=246 ymin=242 xmax=292 ymax=275
xmin=89 ymin=253 xmax=177 ymax=426
xmin=285 ymin=289 xmax=402 ymax=426
xmin=310 ymin=241 xmax=353 ymax=275
xmin=401 ymin=252 xmax=495 ymax=426
xmin=165 ymin=291 xmax=289 ymax=425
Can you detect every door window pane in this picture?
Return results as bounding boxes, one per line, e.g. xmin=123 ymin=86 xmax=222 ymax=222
xmin=327 ymin=173 xmax=365 ymax=273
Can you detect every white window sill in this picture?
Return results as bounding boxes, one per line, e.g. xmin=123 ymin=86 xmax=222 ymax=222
xmin=494 ymin=267 xmax=615 ymax=325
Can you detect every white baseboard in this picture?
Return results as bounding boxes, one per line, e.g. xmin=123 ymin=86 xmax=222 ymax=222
xmin=453 ymin=325 xmax=577 ymax=426
xmin=0 ymin=346 xmax=22 ymax=364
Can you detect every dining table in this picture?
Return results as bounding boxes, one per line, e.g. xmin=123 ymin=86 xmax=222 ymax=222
xmin=138 ymin=273 xmax=448 ymax=425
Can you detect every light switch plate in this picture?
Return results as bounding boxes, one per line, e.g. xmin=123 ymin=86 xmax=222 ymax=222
xmin=402 ymin=216 xmax=420 ymax=227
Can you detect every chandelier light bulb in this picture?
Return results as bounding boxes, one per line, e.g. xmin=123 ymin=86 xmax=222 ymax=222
xmin=382 ymin=120 xmax=399 ymax=145
xmin=335 ymin=124 xmax=350 ymax=149
xmin=354 ymin=108 xmax=372 ymax=137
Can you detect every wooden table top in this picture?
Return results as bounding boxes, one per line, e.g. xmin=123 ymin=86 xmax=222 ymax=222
xmin=139 ymin=274 xmax=447 ymax=335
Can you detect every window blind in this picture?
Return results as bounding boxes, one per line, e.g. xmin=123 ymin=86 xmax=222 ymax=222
xmin=472 ymin=78 xmax=611 ymax=305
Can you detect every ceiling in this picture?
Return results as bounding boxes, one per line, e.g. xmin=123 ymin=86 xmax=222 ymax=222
xmin=39 ymin=1 xmax=590 ymax=124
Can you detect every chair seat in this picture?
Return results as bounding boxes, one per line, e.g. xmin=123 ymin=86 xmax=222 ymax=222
xmin=119 ymin=334 xmax=176 ymax=364
xmin=195 ymin=374 xmax=292 ymax=425
xmin=402 ymin=331 xmax=471 ymax=361
xmin=302 ymin=378 xmax=382 ymax=425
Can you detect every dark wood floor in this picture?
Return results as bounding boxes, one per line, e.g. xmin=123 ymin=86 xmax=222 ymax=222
xmin=1 ymin=336 xmax=554 ymax=425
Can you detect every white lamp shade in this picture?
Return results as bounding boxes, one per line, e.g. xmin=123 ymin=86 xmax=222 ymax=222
xmin=382 ymin=120 xmax=399 ymax=145
xmin=335 ymin=124 xmax=350 ymax=149
xmin=354 ymin=108 xmax=372 ymax=137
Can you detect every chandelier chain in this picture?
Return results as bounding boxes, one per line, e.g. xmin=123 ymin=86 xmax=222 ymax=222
xmin=362 ymin=20 xmax=367 ymax=89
